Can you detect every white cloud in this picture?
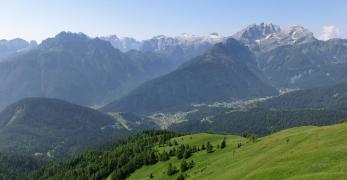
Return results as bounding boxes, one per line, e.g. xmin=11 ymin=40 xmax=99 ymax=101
xmin=320 ymin=26 xmax=340 ymax=41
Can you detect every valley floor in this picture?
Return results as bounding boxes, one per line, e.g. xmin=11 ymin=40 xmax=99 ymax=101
xmin=127 ymin=122 xmax=347 ymax=180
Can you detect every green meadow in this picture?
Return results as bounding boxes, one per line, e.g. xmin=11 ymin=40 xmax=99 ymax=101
xmin=127 ymin=122 xmax=347 ymax=180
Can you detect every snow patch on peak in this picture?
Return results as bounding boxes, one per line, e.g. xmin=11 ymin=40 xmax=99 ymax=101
xmin=141 ymin=33 xmax=225 ymax=52
xmin=282 ymin=25 xmax=314 ymax=41
xmin=99 ymin=35 xmax=141 ymax=52
xmin=176 ymin=33 xmax=224 ymax=42
xmin=153 ymin=35 xmax=169 ymax=39
xmin=179 ymin=33 xmax=197 ymax=38
xmin=284 ymin=25 xmax=306 ymax=32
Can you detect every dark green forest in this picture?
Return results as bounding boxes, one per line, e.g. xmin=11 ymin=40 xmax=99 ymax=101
xmin=170 ymin=108 xmax=347 ymax=135
xmin=0 ymin=152 xmax=45 ymax=180
xmin=29 ymin=130 xmax=183 ymax=180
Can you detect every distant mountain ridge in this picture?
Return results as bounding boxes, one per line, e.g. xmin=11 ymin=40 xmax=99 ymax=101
xmin=0 ymin=38 xmax=37 ymax=61
xmin=101 ymin=33 xmax=225 ymax=52
xmin=140 ymin=33 xmax=225 ymax=51
xmin=101 ymin=33 xmax=225 ymax=67
xmin=99 ymin=35 xmax=141 ymax=52
xmin=0 ymin=32 xmax=172 ymax=110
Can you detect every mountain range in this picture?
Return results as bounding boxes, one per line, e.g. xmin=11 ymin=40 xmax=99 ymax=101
xmin=103 ymin=23 xmax=347 ymax=112
xmin=1 ymin=23 xmax=346 ymax=113
xmin=101 ymin=33 xmax=225 ymax=67
xmin=233 ymin=23 xmax=347 ymax=89
xmin=0 ymin=32 xmax=173 ymax=110
xmin=101 ymin=33 xmax=224 ymax=52
xmin=101 ymin=38 xmax=278 ymax=114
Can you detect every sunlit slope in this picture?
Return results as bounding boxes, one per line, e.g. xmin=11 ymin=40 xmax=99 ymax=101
xmin=128 ymin=122 xmax=347 ymax=180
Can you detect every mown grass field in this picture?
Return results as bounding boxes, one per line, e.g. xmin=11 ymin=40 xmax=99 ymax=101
xmin=126 ymin=122 xmax=347 ymax=180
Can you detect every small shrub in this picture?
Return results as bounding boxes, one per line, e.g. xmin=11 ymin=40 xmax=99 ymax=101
xmin=167 ymin=163 xmax=178 ymax=176
xmin=177 ymin=173 xmax=186 ymax=180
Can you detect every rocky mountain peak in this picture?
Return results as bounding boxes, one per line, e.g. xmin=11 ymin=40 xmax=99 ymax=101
xmin=233 ymin=23 xmax=281 ymax=43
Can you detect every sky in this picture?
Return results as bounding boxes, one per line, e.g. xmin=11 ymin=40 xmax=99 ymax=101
xmin=0 ymin=0 xmax=346 ymax=42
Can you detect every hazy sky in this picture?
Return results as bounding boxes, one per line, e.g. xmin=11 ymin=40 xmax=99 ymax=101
xmin=1 ymin=0 xmax=346 ymax=42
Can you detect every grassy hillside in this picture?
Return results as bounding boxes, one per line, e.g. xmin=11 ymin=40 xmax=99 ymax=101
xmin=128 ymin=122 xmax=347 ymax=180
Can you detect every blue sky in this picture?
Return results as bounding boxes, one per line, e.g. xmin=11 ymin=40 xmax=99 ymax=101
xmin=0 ymin=0 xmax=346 ymax=41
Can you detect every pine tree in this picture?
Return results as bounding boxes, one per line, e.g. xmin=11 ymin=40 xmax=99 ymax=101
xmin=180 ymin=160 xmax=189 ymax=172
xmin=176 ymin=144 xmax=186 ymax=159
xmin=201 ymin=144 xmax=206 ymax=150
xmin=206 ymin=141 xmax=213 ymax=153
xmin=183 ymin=149 xmax=191 ymax=159
xmin=221 ymin=137 xmax=226 ymax=149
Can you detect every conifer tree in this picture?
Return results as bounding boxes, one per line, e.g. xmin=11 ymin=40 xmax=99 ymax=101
xmin=221 ymin=137 xmax=226 ymax=149
xmin=180 ymin=160 xmax=189 ymax=172
xmin=206 ymin=141 xmax=213 ymax=153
